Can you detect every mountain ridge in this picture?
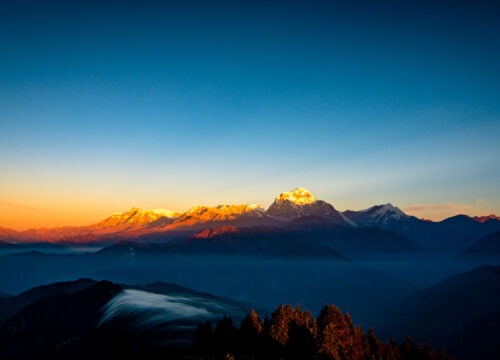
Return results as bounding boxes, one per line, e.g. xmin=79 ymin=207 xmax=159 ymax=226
xmin=1 ymin=188 xmax=499 ymax=251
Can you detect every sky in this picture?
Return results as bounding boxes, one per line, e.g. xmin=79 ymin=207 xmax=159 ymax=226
xmin=1 ymin=0 xmax=499 ymax=230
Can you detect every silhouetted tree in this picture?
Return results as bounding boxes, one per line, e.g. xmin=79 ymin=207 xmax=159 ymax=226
xmin=270 ymin=304 xmax=296 ymax=345
xmin=189 ymin=304 xmax=453 ymax=360
xmin=192 ymin=320 xmax=213 ymax=355
xmin=285 ymin=321 xmax=317 ymax=360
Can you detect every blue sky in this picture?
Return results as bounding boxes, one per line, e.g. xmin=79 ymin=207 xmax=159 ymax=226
xmin=0 ymin=0 xmax=499 ymax=228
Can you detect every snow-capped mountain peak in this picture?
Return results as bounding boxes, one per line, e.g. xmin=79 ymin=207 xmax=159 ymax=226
xmin=274 ymin=187 xmax=317 ymax=205
xmin=267 ymin=188 xmax=352 ymax=226
xmin=365 ymin=203 xmax=406 ymax=219
xmin=184 ymin=204 xmax=265 ymax=216
xmin=149 ymin=208 xmax=179 ymax=218
xmin=343 ymin=203 xmax=408 ymax=227
xmin=98 ymin=207 xmax=179 ymax=228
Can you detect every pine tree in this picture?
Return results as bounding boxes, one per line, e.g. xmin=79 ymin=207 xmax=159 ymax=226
xmin=270 ymin=305 xmax=296 ymax=345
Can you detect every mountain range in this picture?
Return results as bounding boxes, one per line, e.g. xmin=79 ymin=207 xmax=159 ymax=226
xmin=1 ymin=188 xmax=500 ymax=254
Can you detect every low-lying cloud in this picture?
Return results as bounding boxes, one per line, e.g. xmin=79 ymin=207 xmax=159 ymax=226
xmin=99 ymin=289 xmax=212 ymax=327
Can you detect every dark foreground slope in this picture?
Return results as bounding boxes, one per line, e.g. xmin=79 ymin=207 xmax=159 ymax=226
xmin=0 ymin=278 xmax=97 ymax=323
xmin=380 ymin=265 xmax=500 ymax=360
xmin=0 ymin=279 xmax=450 ymax=360
xmin=0 ymin=280 xmax=122 ymax=359
xmin=0 ymin=278 xmax=253 ymax=359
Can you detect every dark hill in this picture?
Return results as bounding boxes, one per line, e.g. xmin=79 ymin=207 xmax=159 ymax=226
xmin=457 ymin=230 xmax=500 ymax=262
xmin=0 ymin=280 xmax=122 ymax=359
xmin=381 ymin=265 xmax=500 ymax=359
xmin=0 ymin=278 xmax=97 ymax=324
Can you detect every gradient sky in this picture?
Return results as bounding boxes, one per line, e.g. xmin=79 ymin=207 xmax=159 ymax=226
xmin=1 ymin=0 xmax=499 ymax=230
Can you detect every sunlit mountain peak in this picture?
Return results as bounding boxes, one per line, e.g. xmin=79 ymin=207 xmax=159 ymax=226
xmin=183 ymin=204 xmax=265 ymax=218
xmin=274 ymin=187 xmax=317 ymax=205
xmin=98 ymin=207 xmax=179 ymax=228
xmin=148 ymin=208 xmax=179 ymax=218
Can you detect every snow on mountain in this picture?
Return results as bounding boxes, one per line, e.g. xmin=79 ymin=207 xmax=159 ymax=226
xmin=274 ymin=187 xmax=317 ymax=205
xmin=343 ymin=203 xmax=409 ymax=227
xmin=266 ymin=187 xmax=351 ymax=226
xmin=361 ymin=203 xmax=406 ymax=220
xmin=173 ymin=204 xmax=266 ymax=225
xmin=96 ymin=207 xmax=180 ymax=228
xmin=0 ymin=193 xmax=444 ymax=245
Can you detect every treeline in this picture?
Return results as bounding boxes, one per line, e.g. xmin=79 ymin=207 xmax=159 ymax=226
xmin=190 ymin=304 xmax=452 ymax=360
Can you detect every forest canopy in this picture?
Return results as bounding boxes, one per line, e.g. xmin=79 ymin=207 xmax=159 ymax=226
xmin=190 ymin=304 xmax=453 ymax=360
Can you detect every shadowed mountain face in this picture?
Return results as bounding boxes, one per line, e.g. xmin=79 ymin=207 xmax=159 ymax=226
xmin=97 ymin=219 xmax=423 ymax=260
xmin=285 ymin=216 xmax=423 ymax=258
xmin=457 ymin=230 xmax=500 ymax=262
xmin=380 ymin=265 xmax=500 ymax=360
xmin=98 ymin=225 xmax=351 ymax=261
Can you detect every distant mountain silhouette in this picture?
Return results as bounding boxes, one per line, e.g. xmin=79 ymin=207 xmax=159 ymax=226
xmin=98 ymin=225 xmax=352 ymax=261
xmin=456 ymin=230 xmax=500 ymax=261
xmin=0 ymin=241 xmax=18 ymax=249
xmin=472 ymin=215 xmax=500 ymax=223
xmin=343 ymin=208 xmax=500 ymax=252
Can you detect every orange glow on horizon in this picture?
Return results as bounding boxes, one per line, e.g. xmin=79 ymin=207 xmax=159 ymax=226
xmin=1 ymin=197 xmax=498 ymax=232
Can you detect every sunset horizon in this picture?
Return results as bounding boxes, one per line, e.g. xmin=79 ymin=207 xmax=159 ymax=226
xmin=1 ymin=1 xmax=499 ymax=359
xmin=1 ymin=186 xmax=498 ymax=231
